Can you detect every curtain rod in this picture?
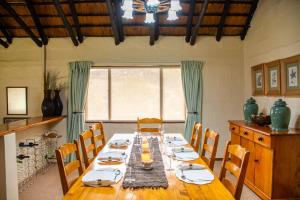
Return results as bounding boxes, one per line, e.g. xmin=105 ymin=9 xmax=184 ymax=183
xmin=93 ymin=61 xmax=181 ymax=67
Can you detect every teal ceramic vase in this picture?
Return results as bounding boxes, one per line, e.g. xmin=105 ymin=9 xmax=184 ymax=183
xmin=270 ymin=99 xmax=291 ymax=131
xmin=243 ymin=97 xmax=258 ymax=123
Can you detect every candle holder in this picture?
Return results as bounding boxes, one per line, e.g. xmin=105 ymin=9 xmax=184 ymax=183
xmin=141 ymin=154 xmax=153 ymax=170
xmin=141 ymin=137 xmax=153 ymax=170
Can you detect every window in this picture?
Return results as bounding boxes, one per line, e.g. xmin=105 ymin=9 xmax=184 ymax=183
xmin=111 ymin=68 xmax=160 ymax=120
xmin=86 ymin=69 xmax=108 ymax=120
xmin=162 ymin=68 xmax=185 ymax=120
xmin=86 ymin=66 xmax=185 ymax=121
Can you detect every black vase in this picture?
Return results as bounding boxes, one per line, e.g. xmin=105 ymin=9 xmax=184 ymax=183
xmin=41 ymin=90 xmax=55 ymax=117
xmin=53 ymin=90 xmax=63 ymax=116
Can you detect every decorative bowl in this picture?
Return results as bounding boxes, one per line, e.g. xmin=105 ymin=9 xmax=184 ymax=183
xmin=251 ymin=113 xmax=271 ymax=126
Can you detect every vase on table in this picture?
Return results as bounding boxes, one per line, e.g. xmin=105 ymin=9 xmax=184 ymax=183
xmin=243 ymin=97 xmax=258 ymax=124
xmin=270 ymin=99 xmax=291 ymax=131
xmin=53 ymin=90 xmax=63 ymax=116
xmin=41 ymin=90 xmax=55 ymax=117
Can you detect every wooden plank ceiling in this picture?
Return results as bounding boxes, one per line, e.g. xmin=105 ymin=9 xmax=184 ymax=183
xmin=0 ymin=0 xmax=258 ymax=47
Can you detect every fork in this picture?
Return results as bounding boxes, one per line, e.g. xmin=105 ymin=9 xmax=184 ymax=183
xmin=113 ymin=170 xmax=121 ymax=181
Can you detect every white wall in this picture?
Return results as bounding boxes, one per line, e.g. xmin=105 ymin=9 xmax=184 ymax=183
xmin=0 ymin=36 xmax=244 ymax=157
xmin=0 ymin=0 xmax=299 ymax=160
xmin=243 ymin=0 xmax=300 ymax=128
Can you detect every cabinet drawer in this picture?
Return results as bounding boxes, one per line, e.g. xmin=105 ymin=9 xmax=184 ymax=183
xmin=240 ymin=127 xmax=254 ymax=140
xmin=254 ymin=132 xmax=271 ymax=148
xmin=229 ymin=124 xmax=239 ymax=134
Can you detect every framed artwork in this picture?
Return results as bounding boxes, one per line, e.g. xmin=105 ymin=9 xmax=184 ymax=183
xmin=251 ymin=64 xmax=265 ymax=96
xmin=281 ymin=55 xmax=300 ymax=96
xmin=6 ymin=87 xmax=28 ymax=115
xmin=264 ymin=60 xmax=281 ymax=96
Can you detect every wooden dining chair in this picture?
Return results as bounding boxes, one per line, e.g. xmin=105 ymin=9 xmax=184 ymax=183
xmin=137 ymin=117 xmax=163 ymax=134
xmin=219 ymin=141 xmax=250 ymax=200
xmin=200 ymin=128 xmax=219 ymax=170
xmin=190 ymin=122 xmax=202 ymax=152
xmin=90 ymin=122 xmax=106 ymax=154
xmin=80 ymin=129 xmax=97 ymax=168
xmin=55 ymin=140 xmax=84 ymax=195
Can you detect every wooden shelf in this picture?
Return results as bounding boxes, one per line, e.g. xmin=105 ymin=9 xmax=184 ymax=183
xmin=0 ymin=116 xmax=65 ymax=136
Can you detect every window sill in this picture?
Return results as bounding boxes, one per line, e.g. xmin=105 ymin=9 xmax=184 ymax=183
xmin=85 ymin=120 xmax=185 ymax=124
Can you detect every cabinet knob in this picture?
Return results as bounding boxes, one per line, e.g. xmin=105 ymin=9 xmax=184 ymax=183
xmin=231 ymin=127 xmax=235 ymax=131
xmin=258 ymin=137 xmax=264 ymax=142
xmin=254 ymin=159 xmax=259 ymax=163
xmin=244 ymin=131 xmax=248 ymax=135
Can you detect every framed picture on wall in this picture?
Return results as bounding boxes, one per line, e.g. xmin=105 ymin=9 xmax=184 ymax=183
xmin=264 ymin=60 xmax=281 ymax=96
xmin=251 ymin=64 xmax=265 ymax=96
xmin=281 ymin=55 xmax=300 ymax=96
xmin=6 ymin=87 xmax=28 ymax=115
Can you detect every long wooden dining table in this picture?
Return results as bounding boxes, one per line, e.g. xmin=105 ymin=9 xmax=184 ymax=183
xmin=63 ymin=133 xmax=234 ymax=200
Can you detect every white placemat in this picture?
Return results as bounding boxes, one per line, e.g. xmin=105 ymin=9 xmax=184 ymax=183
xmin=97 ymin=151 xmax=127 ymax=162
xmin=109 ymin=139 xmax=131 ymax=146
xmin=174 ymin=151 xmax=199 ymax=161
xmin=82 ymin=168 xmax=123 ymax=187
xmin=165 ymin=140 xmax=188 ymax=146
xmin=175 ymin=164 xmax=214 ymax=185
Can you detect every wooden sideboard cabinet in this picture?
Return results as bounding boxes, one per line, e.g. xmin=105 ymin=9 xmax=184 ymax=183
xmin=229 ymin=120 xmax=300 ymax=200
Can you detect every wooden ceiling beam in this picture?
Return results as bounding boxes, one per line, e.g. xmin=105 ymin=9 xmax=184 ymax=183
xmin=69 ymin=0 xmax=84 ymax=43
xmin=3 ymin=24 xmax=245 ymax=29
xmin=8 ymin=0 xmax=252 ymax=6
xmin=0 ymin=22 xmax=12 ymax=44
xmin=9 ymin=0 xmax=106 ymax=6
xmin=114 ymin=0 xmax=124 ymax=42
xmin=182 ymin=0 xmax=252 ymax=4
xmin=240 ymin=0 xmax=258 ymax=40
xmin=26 ymin=0 xmax=48 ymax=45
xmin=216 ymin=0 xmax=230 ymax=41
xmin=190 ymin=0 xmax=209 ymax=45
xmin=0 ymin=38 xmax=9 ymax=48
xmin=54 ymin=0 xmax=79 ymax=46
xmin=0 ymin=1 xmax=42 ymax=47
xmin=150 ymin=24 xmax=155 ymax=46
xmin=105 ymin=0 xmax=120 ymax=45
xmin=149 ymin=14 xmax=160 ymax=46
xmin=154 ymin=15 xmax=160 ymax=41
xmin=0 ymin=12 xmax=249 ymax=18
xmin=185 ymin=0 xmax=196 ymax=42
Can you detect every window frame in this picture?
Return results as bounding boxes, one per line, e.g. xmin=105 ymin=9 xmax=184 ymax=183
xmin=85 ymin=65 xmax=186 ymax=123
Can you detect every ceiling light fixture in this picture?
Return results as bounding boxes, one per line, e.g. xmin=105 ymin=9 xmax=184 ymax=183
xmin=123 ymin=9 xmax=134 ymax=19
xmin=145 ymin=12 xmax=155 ymax=23
xmin=166 ymin=10 xmax=178 ymax=21
xmin=121 ymin=0 xmax=182 ymax=23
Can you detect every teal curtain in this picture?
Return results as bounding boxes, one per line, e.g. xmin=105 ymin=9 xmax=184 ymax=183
xmin=181 ymin=60 xmax=204 ymax=143
xmin=67 ymin=61 xmax=92 ymax=150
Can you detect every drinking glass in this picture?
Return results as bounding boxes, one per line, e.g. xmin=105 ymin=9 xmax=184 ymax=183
xmin=166 ymin=153 xmax=174 ymax=171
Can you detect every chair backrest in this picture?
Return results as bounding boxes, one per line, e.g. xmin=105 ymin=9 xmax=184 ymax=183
xmin=55 ymin=140 xmax=84 ymax=195
xmin=190 ymin=122 xmax=202 ymax=152
xmin=137 ymin=117 xmax=163 ymax=133
xmin=200 ymin=128 xmax=219 ymax=170
xmin=90 ymin=122 xmax=106 ymax=154
xmin=219 ymin=141 xmax=250 ymax=200
xmin=80 ymin=129 xmax=97 ymax=168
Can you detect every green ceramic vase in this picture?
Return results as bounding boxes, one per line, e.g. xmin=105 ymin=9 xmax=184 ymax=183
xmin=243 ymin=97 xmax=258 ymax=124
xmin=270 ymin=99 xmax=291 ymax=131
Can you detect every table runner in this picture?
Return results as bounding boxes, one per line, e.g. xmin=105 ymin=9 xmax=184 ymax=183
xmin=122 ymin=137 xmax=168 ymax=189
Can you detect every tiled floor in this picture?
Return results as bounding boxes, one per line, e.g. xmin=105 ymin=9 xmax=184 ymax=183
xmin=19 ymin=161 xmax=261 ymax=200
